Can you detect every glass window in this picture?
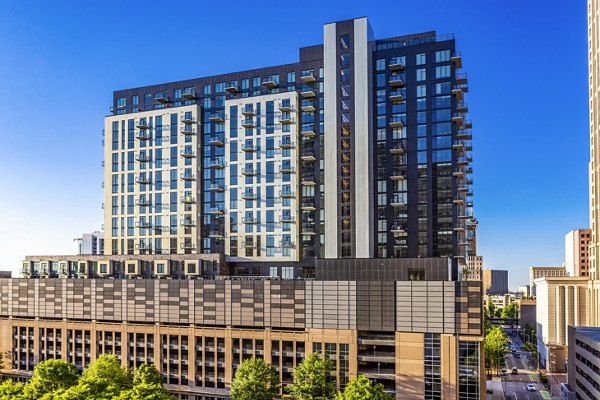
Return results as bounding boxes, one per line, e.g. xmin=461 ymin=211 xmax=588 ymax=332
xmin=435 ymin=65 xmax=451 ymax=78
xmin=376 ymin=74 xmax=386 ymax=87
xmin=417 ymin=68 xmax=427 ymax=82
xmin=341 ymin=53 xmax=351 ymax=66
xmin=435 ymin=50 xmax=451 ymax=63
xmin=376 ymin=59 xmax=385 ymax=71
xmin=203 ymin=84 xmax=211 ymax=95
xmin=417 ymin=85 xmax=427 ymax=98
xmin=340 ymin=35 xmax=350 ymax=49
xmin=287 ymin=72 xmax=295 ymax=83
xmin=416 ymin=53 xmax=426 ymax=65
xmin=117 ymin=97 xmax=126 ymax=108
xmin=340 ymin=68 xmax=351 ymax=82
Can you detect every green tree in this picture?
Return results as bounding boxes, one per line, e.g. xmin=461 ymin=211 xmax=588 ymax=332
xmin=500 ymin=303 xmax=518 ymax=319
xmin=60 ymin=355 xmax=133 ymax=400
xmin=22 ymin=359 xmax=79 ymax=399
xmin=484 ymin=326 xmax=509 ymax=376
xmin=230 ymin=358 xmax=280 ymax=400
xmin=118 ymin=363 xmax=175 ymax=400
xmin=287 ymin=352 xmax=335 ymax=400
xmin=0 ymin=380 xmax=25 ymax=400
xmin=335 ymin=375 xmax=393 ymax=400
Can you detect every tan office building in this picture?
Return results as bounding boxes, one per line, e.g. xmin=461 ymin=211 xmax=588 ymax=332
xmin=565 ymin=229 xmax=591 ymax=277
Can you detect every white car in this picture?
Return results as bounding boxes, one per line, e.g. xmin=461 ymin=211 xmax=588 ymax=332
xmin=527 ymin=383 xmax=536 ymax=392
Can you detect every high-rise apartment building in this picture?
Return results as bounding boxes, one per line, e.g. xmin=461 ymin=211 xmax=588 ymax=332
xmin=7 ymin=18 xmax=482 ymax=400
xmin=565 ymin=229 xmax=591 ymax=277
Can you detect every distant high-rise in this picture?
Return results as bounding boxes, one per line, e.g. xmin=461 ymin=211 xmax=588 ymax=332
xmin=565 ymin=229 xmax=591 ymax=277
xmin=482 ymin=269 xmax=508 ymax=295
xmin=73 ymin=231 xmax=104 ymax=255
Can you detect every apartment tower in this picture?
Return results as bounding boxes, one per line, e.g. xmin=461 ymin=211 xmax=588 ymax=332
xmin=8 ymin=18 xmax=482 ymax=400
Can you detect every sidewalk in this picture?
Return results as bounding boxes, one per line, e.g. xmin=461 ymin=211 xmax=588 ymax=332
xmin=546 ymin=373 xmax=567 ymax=399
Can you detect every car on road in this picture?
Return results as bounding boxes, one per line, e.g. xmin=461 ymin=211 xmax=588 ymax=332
xmin=514 ymin=353 xmax=521 ymax=358
xmin=511 ymin=367 xmax=518 ymax=375
xmin=527 ymin=383 xmax=537 ymax=392
xmin=501 ymin=368 xmax=508 ymax=376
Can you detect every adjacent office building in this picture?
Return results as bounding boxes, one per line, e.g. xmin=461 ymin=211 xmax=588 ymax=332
xmin=535 ymin=277 xmax=590 ymax=372
xmin=565 ymin=229 xmax=591 ymax=277
xmin=482 ymin=269 xmax=508 ymax=295
xmin=564 ymin=326 xmax=600 ymax=400
xmin=529 ymin=266 xmax=566 ymax=297
xmin=4 ymin=18 xmax=482 ymax=400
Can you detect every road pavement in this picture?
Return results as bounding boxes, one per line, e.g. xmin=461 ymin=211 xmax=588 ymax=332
xmin=499 ymin=329 xmax=552 ymax=400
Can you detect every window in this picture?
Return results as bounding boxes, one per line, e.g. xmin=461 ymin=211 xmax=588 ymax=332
xmin=435 ymin=65 xmax=450 ymax=78
xmin=417 ymin=68 xmax=427 ymax=82
xmin=416 ymin=53 xmax=426 ymax=65
xmin=435 ymin=50 xmax=451 ymax=63
xmin=287 ymin=72 xmax=295 ymax=83
xmin=341 ymin=53 xmax=351 ymax=66
xmin=340 ymin=35 xmax=350 ymax=49
xmin=117 ymin=97 xmax=126 ymax=108
xmin=376 ymin=59 xmax=385 ymax=70
xmin=417 ymin=85 xmax=427 ymax=98
xmin=340 ymin=68 xmax=351 ymax=82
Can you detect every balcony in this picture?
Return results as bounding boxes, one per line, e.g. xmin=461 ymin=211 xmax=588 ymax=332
xmin=181 ymin=127 xmax=196 ymax=136
xmin=182 ymin=91 xmax=197 ymax=100
xmin=456 ymin=72 xmax=468 ymax=85
xmin=279 ymin=100 xmax=292 ymax=111
xmin=180 ymin=196 xmax=195 ymax=204
xmin=453 ymin=197 xmax=465 ymax=205
xmin=301 ymin=125 xmax=316 ymax=137
xmin=180 ymin=173 xmax=195 ymax=181
xmin=390 ymin=224 xmax=406 ymax=235
xmin=208 ymin=207 xmax=224 ymax=215
xmin=361 ymin=370 xmax=396 ymax=381
xmin=452 ymin=141 xmax=464 ymax=152
xmin=242 ymin=217 xmax=258 ymax=224
xmin=241 ymin=166 xmax=256 ymax=176
xmin=241 ymin=191 xmax=257 ymax=200
xmin=390 ymin=168 xmax=406 ymax=180
xmin=279 ymin=139 xmax=294 ymax=149
xmin=180 ymin=242 xmax=196 ymax=251
xmin=301 ymin=223 xmax=317 ymax=235
xmin=208 ymin=159 xmax=224 ymax=169
xmin=301 ymin=71 xmax=316 ymax=83
xmin=301 ymin=88 xmax=316 ymax=98
xmin=241 ymin=143 xmax=256 ymax=152
xmin=301 ymin=149 xmax=316 ymax=161
xmin=261 ymin=78 xmax=278 ymax=89
xmin=301 ymin=174 xmax=316 ymax=185
xmin=135 ymin=131 xmax=150 ymax=140
xmin=209 ymin=230 xmax=224 ymax=238
xmin=389 ymin=90 xmax=404 ymax=102
xmin=279 ymin=115 xmax=293 ymax=124
xmin=243 ymin=241 xmax=256 ymax=248
xmin=180 ymin=219 xmax=195 ymax=227
xmin=135 ymin=176 xmax=151 ymax=184
xmin=154 ymin=94 xmax=170 ymax=104
xmin=135 ymin=153 xmax=151 ymax=162
xmin=279 ymin=164 xmax=295 ymax=174
xmin=389 ymin=143 xmax=405 ymax=155
xmin=135 ymin=220 xmax=152 ymax=229
xmin=389 ymin=116 xmax=405 ymax=128
xmin=452 ymin=113 xmax=464 ymax=126
xmin=280 ymin=240 xmax=295 ymax=248
xmin=209 ymin=183 xmax=224 ymax=192
xmin=280 ymin=215 xmax=295 ymax=223
xmin=457 ymin=156 xmax=469 ymax=166
xmin=242 ymin=105 xmax=255 ymax=116
xmin=451 ymin=52 xmax=462 ymax=68
xmin=301 ymin=100 xmax=315 ymax=112
xmin=135 ymin=198 xmax=152 ymax=207
xmin=390 ymin=195 xmax=407 ymax=208
xmin=180 ymin=149 xmax=195 ymax=158
xmin=136 ymin=121 xmax=149 ymax=130
xmin=451 ymin=86 xmax=464 ymax=101
xmin=301 ymin=201 xmax=316 ymax=211
xmin=225 ymin=84 xmax=239 ymax=94
xmin=456 ymin=129 xmax=472 ymax=140
xmin=280 ymin=190 xmax=295 ymax=198
xmin=209 ymin=135 xmax=224 ymax=146
xmin=241 ymin=118 xmax=255 ymax=128
xmin=209 ymin=113 xmax=224 ymax=123
xmin=456 ymin=102 xmax=468 ymax=113
xmin=389 ymin=60 xmax=404 ymax=71
xmin=389 ymin=75 xmax=405 ymax=88
xmin=464 ymin=120 xmax=472 ymax=129
xmin=181 ymin=115 xmax=195 ymax=124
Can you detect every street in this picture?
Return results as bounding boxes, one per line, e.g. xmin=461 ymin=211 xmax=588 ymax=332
xmin=500 ymin=329 xmax=551 ymax=400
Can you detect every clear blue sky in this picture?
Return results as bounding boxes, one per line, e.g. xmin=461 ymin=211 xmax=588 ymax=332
xmin=0 ymin=0 xmax=589 ymax=288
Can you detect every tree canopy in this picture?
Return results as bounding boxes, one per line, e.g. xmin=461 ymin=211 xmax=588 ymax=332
xmin=287 ymin=352 xmax=335 ymax=400
xmin=230 ymin=358 xmax=280 ymax=400
xmin=484 ymin=326 xmax=509 ymax=375
xmin=0 ymin=356 xmax=172 ymax=400
xmin=335 ymin=374 xmax=393 ymax=400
